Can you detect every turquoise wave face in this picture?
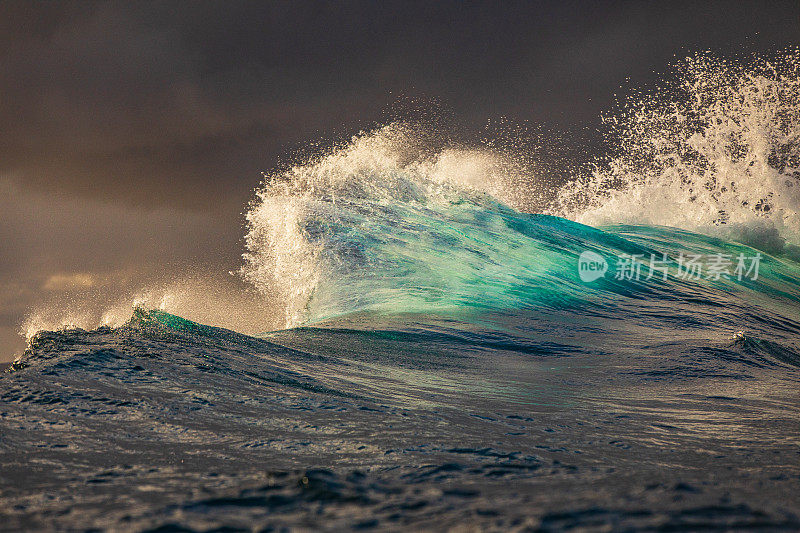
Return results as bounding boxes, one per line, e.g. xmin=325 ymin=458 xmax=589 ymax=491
xmin=240 ymin=125 xmax=800 ymax=343
xmin=294 ymin=190 xmax=800 ymax=334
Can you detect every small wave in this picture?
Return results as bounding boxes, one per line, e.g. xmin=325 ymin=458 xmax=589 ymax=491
xmin=732 ymin=330 xmax=800 ymax=369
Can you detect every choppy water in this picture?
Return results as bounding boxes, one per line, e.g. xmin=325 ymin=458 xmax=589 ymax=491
xmin=3 ymin=53 xmax=800 ymax=530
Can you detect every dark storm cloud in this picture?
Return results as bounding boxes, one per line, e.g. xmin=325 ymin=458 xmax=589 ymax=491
xmin=3 ymin=0 xmax=798 ymax=210
xmin=1 ymin=0 xmax=799 ymax=358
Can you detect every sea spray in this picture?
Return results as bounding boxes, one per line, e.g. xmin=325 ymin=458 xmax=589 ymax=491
xmin=241 ymin=123 xmax=530 ymax=327
xmin=555 ymin=51 xmax=800 ymax=248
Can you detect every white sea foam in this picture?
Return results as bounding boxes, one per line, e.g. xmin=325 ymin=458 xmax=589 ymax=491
xmin=240 ymin=123 xmax=526 ymax=327
xmin=21 ymin=274 xmax=275 ymax=343
xmin=555 ymin=51 xmax=800 ymax=249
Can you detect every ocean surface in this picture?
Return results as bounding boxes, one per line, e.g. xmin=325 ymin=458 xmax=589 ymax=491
xmin=3 ymin=55 xmax=800 ymax=530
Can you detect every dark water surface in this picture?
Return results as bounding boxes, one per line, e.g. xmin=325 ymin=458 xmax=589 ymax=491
xmin=4 ymin=211 xmax=800 ymax=531
xmin=1 ymin=300 xmax=799 ymax=531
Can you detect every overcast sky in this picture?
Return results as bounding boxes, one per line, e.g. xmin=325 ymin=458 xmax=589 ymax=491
xmin=1 ymin=0 xmax=799 ymax=359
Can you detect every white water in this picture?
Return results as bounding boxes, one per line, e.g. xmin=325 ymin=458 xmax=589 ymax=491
xmin=554 ymin=51 xmax=800 ymax=249
xmin=240 ymin=123 xmax=527 ymax=328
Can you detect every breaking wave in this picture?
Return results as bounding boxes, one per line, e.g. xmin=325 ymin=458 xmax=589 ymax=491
xmin=21 ymin=51 xmax=800 ymax=339
xmin=555 ymin=51 xmax=800 ymax=251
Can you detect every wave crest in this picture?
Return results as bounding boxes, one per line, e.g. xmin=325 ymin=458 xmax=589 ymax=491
xmin=240 ymin=123 xmax=528 ymax=327
xmin=555 ymin=51 xmax=800 ymax=248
